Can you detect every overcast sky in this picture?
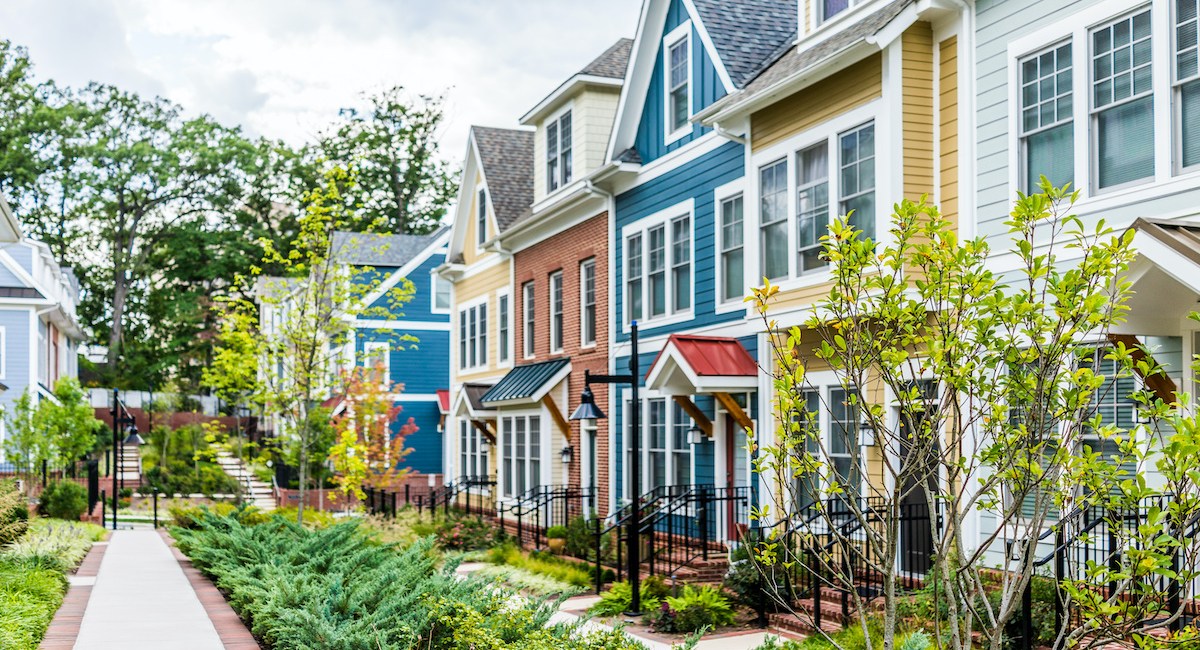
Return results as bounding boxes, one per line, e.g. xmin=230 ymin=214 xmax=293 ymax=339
xmin=1 ymin=0 xmax=642 ymax=160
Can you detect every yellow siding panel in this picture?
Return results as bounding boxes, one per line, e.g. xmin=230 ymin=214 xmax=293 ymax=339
xmin=462 ymin=171 xmax=490 ymax=266
xmin=451 ymin=259 xmax=511 ymax=385
xmin=938 ymin=36 xmax=959 ymax=228
xmin=750 ymin=54 xmax=883 ymax=152
xmin=902 ymin=23 xmax=934 ymax=201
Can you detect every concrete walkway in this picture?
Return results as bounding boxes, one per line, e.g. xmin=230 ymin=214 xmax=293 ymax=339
xmin=73 ymin=530 xmax=224 ymax=649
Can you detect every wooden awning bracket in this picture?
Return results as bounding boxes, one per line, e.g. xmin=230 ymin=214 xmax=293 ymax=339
xmin=470 ymin=419 xmax=496 ymax=444
xmin=671 ymin=395 xmax=713 ymax=436
xmin=1107 ymin=333 xmax=1178 ymax=404
xmin=714 ymin=392 xmax=755 ymax=433
xmin=541 ymin=395 xmax=572 ymax=442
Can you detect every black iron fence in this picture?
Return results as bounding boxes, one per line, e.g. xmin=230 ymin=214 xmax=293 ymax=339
xmin=413 ymin=475 xmax=497 ymax=519
xmin=497 ymin=485 xmax=597 ymax=550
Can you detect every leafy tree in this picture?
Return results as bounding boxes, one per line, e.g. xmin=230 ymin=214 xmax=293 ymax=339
xmin=318 ymin=85 xmax=457 ymax=234
xmin=328 ymin=363 xmax=414 ymax=504
xmin=1 ymin=379 xmax=102 ymax=491
xmin=2 ymin=391 xmax=46 ymax=491
xmin=748 ymin=185 xmax=1200 ymax=650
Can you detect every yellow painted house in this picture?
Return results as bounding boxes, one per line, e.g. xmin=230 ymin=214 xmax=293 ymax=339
xmin=438 ymin=126 xmax=533 ymax=497
xmin=697 ymin=0 xmax=970 ymax=561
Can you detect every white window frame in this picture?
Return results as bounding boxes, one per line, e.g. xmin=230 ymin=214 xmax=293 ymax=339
xmin=476 ymin=187 xmax=488 ymax=247
xmin=1004 ymin=0 xmax=1200 ymax=211
xmin=814 ymin=0 xmax=865 ymax=29
xmin=792 ymin=370 xmax=868 ymax=506
xmin=522 ymin=281 xmax=536 ymax=359
xmin=459 ymin=418 xmax=490 ymax=482
xmin=546 ymin=104 xmax=574 ymax=192
xmin=624 ymin=393 xmax=696 ymax=493
xmin=1018 ymin=41 xmax=1075 ymax=194
xmin=714 ymin=179 xmax=746 ymax=313
xmin=431 ymin=272 xmax=451 ymax=314
xmin=1173 ymin=0 xmax=1200 ymax=172
xmin=579 ymin=259 xmax=597 ymax=348
xmin=458 ymin=297 xmax=489 ymax=371
xmin=498 ymin=289 xmax=511 ymax=365
xmin=1089 ymin=8 xmax=1157 ymax=193
xmin=363 ymin=341 xmax=390 ymax=384
xmin=621 ymin=199 xmax=696 ymax=332
xmin=501 ymin=412 xmax=544 ymax=498
xmin=549 ymin=270 xmax=564 ymax=353
xmin=663 ymin=22 xmax=693 ymax=145
xmin=747 ymin=100 xmax=884 ymax=292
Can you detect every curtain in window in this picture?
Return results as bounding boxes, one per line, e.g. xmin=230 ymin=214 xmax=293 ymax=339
xmin=796 ymin=143 xmax=829 ymax=273
xmin=1093 ymin=11 xmax=1154 ymax=188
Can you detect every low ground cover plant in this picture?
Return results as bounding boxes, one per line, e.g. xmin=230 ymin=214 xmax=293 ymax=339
xmin=172 ymin=510 xmax=646 ymax=649
xmin=434 ymin=515 xmax=500 ymax=551
xmin=361 ymin=510 xmax=438 ymax=546
xmin=471 ymin=563 xmax=584 ymax=598
xmin=648 ymin=585 xmax=735 ymax=634
xmin=589 ymin=576 xmax=670 ymax=617
xmin=486 ymin=542 xmax=592 ymax=587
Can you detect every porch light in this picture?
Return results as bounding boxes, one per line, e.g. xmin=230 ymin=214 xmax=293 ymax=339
xmin=561 ymin=445 xmax=573 ymax=465
xmin=479 ymin=436 xmax=490 ymax=452
xmin=858 ymin=417 xmax=876 ymax=447
xmin=428 ymin=473 xmax=437 ymax=488
xmin=569 ymin=384 xmax=606 ymax=423
xmin=688 ymin=425 xmax=706 ymax=445
xmin=123 ymin=425 xmax=146 ymax=446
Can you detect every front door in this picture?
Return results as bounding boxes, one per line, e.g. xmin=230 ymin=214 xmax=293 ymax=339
xmin=898 ymin=382 xmax=938 ymax=578
xmin=724 ymin=414 xmax=749 ymax=541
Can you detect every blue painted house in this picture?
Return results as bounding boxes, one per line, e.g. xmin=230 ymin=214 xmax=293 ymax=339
xmin=334 ymin=228 xmax=451 ymax=478
xmin=601 ymin=0 xmax=795 ymax=538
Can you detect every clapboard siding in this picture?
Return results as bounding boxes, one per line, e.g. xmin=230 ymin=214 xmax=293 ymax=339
xmin=0 ymin=308 xmax=31 ymax=415
xmin=751 ymin=54 xmax=882 ymax=152
xmin=395 ymin=400 xmax=444 ymax=474
xmin=633 ymin=0 xmax=726 ymax=164
xmin=614 ymin=140 xmax=746 ymax=342
xmin=902 ymin=23 xmax=935 ymax=200
xmin=939 ymin=35 xmax=960 ymax=226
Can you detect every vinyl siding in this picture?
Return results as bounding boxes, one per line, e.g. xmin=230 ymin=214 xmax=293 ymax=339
xmin=395 ymin=400 xmax=444 ymax=474
xmin=939 ymin=35 xmax=959 ymax=226
xmin=613 ymin=140 xmax=746 ymax=342
xmin=579 ymin=88 xmax=621 ymax=176
xmin=5 ymin=247 xmax=31 ymax=275
xmin=632 ymin=0 xmax=726 ymax=164
xmin=0 ymin=308 xmax=31 ymax=415
xmin=452 ymin=260 xmax=511 ymax=384
xmin=369 ymin=251 xmax=450 ymax=321
xmin=750 ymin=54 xmax=883 ymax=152
xmin=902 ymin=22 xmax=935 ymax=201
xmin=462 ymin=171 xmax=492 ymax=266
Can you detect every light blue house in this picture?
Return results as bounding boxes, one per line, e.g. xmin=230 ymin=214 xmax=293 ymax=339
xmin=0 ymin=198 xmax=85 ymax=462
xmin=334 ymin=228 xmax=451 ymax=478
xmin=602 ymin=0 xmax=795 ymax=539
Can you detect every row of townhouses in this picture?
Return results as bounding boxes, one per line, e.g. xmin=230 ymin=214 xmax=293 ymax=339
xmin=334 ymin=0 xmax=1200 ymax=581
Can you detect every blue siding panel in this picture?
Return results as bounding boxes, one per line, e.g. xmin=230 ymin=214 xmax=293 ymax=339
xmin=396 ymin=400 xmax=443 ymax=474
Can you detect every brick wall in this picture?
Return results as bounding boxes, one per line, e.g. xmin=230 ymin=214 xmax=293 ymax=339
xmin=513 ymin=211 xmax=611 ymax=516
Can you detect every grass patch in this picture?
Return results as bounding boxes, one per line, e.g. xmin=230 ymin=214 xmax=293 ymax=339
xmin=472 ymin=563 xmax=585 ymax=598
xmin=360 ymin=509 xmax=438 ymax=547
xmin=485 ymin=542 xmax=592 ymax=588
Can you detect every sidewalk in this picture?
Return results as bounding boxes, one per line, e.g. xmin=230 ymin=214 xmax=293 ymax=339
xmin=70 ymin=529 xmax=227 ymax=649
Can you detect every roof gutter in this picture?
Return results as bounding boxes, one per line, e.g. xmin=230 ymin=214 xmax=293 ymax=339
xmin=711 ymin=122 xmax=746 ymax=144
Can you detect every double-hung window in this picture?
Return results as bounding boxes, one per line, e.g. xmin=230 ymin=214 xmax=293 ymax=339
xmin=1020 ymin=43 xmax=1074 ymax=193
xmin=476 ymin=188 xmax=488 ymax=246
xmin=523 ymin=282 xmax=536 ymax=358
xmin=432 ymin=273 xmax=452 ymax=313
xmin=637 ymin=397 xmax=696 ymax=490
xmin=626 ymin=212 xmax=692 ymax=323
xmin=498 ymin=293 xmax=510 ymax=363
xmin=460 ymin=420 xmax=488 ymax=480
xmin=671 ymin=402 xmax=692 ymax=485
xmin=503 ymin=414 xmax=542 ymax=497
xmin=839 ymin=123 xmax=876 ymax=240
xmin=719 ymin=194 xmax=744 ymax=302
xmin=1092 ymin=10 xmax=1155 ymax=190
xmin=760 ymin=159 xmax=789 ymax=280
xmin=580 ymin=259 xmax=596 ymax=347
xmin=667 ymin=34 xmax=690 ymax=135
xmin=648 ymin=399 xmax=668 ymax=488
xmin=820 ymin=0 xmax=851 ymax=24
xmin=1177 ymin=0 xmax=1200 ymax=169
xmin=796 ymin=143 xmax=830 ymax=273
xmin=547 ymin=111 xmax=572 ymax=191
xmin=829 ymin=387 xmax=862 ymax=501
xmin=549 ymin=271 xmax=564 ymax=353
xmin=459 ymin=302 xmax=488 ymax=370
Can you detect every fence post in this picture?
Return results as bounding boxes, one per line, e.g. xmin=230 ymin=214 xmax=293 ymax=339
xmin=153 ymin=489 xmax=159 ymax=529
xmin=101 ymin=490 xmax=106 ymax=530
xmin=699 ymin=488 xmax=709 ymax=562
xmin=1169 ymin=519 xmax=1182 ymax=633
xmin=405 ymin=483 xmax=410 ymax=507
xmin=392 ymin=491 xmax=397 ymax=518
xmin=811 ymin=541 xmax=822 ymax=632
xmin=594 ymin=516 xmax=603 ymax=594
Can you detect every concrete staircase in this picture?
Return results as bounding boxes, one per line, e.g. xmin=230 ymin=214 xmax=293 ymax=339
xmin=213 ymin=450 xmax=276 ymax=511
xmin=116 ymin=443 xmax=143 ymax=486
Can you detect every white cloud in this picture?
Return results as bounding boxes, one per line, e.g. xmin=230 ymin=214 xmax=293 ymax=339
xmin=0 ymin=0 xmax=642 ymax=159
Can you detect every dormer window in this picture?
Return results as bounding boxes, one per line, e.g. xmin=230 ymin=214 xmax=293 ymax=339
xmin=476 ymin=188 xmax=487 ymax=246
xmin=547 ymin=110 xmax=572 ymax=191
xmin=664 ymin=24 xmax=691 ymax=141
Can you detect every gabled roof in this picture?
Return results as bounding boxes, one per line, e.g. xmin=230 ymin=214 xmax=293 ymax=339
xmin=1130 ymin=218 xmax=1200 ymax=266
xmin=581 ymin=38 xmax=634 ymax=79
xmin=333 ymin=226 xmax=448 ymax=267
xmin=456 ymin=382 xmax=498 ymax=418
xmin=645 ymin=334 xmax=758 ymax=393
xmin=480 ymin=358 xmax=572 ymax=406
xmin=472 ymin=126 xmax=534 ymax=233
xmin=700 ymin=0 xmax=917 ymax=121
xmin=690 ymin=0 xmax=797 ymax=87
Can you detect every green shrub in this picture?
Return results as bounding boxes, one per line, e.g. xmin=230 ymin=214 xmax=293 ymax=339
xmin=360 ymin=509 xmax=433 ymax=546
xmin=270 ymin=507 xmax=334 ymax=529
xmin=170 ymin=508 xmax=643 ymax=649
xmin=546 ymin=525 xmax=568 ymax=539
xmin=588 ymin=577 xmax=669 ymax=617
xmin=648 ymin=584 xmax=735 ymax=634
xmin=168 ymin=503 xmax=269 ymax=529
xmin=4 ymin=519 xmax=105 ymax=571
xmin=898 ymin=630 xmax=933 ymax=650
xmin=0 ymin=480 xmax=29 ymax=548
xmin=484 ymin=542 xmax=592 ymax=587
xmin=435 ymin=515 xmax=500 ymax=551
xmin=38 ymin=481 xmax=87 ymax=521
xmin=565 ymin=515 xmax=597 ymax=558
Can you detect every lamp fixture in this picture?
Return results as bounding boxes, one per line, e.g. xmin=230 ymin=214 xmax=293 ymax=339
xmin=569 ymin=384 xmax=606 ymax=423
xmin=123 ymin=425 xmax=146 ymax=446
xmin=561 ymin=445 xmax=573 ymax=465
xmin=687 ymin=425 xmax=706 ymax=445
xmin=858 ymin=417 xmax=876 ymax=447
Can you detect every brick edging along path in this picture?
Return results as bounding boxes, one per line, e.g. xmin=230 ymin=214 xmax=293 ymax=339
xmin=39 ymin=540 xmax=108 ymax=649
xmin=159 ymin=528 xmax=261 ymax=650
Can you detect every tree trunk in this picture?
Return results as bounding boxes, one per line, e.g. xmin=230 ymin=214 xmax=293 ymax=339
xmin=297 ymin=438 xmax=307 ymax=526
xmin=108 ymin=263 xmax=128 ymax=367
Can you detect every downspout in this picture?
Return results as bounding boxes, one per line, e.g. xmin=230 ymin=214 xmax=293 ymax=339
xmin=586 ymin=178 xmax=616 ymax=516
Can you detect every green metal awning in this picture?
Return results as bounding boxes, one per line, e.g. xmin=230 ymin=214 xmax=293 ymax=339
xmin=480 ymin=358 xmax=571 ymax=406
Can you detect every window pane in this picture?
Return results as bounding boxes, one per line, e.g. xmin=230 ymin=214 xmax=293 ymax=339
xmin=529 ymin=417 xmax=541 ymax=490
xmin=1092 ymin=11 xmax=1153 ymax=111
xmin=669 ymin=39 xmax=689 ymax=131
xmin=721 ymin=195 xmax=744 ymax=302
xmin=839 ymin=124 xmax=876 ymax=241
xmin=627 ymin=234 xmax=642 ymax=322
xmin=499 ymin=295 xmax=509 ymax=362
xmin=1026 ymin=123 xmax=1074 ymax=192
xmin=649 ymin=400 xmax=667 ymax=488
xmin=1184 ymin=80 xmax=1200 ymax=168
xmin=672 ymin=403 xmax=691 ymax=486
xmin=760 ymin=160 xmax=789 ymax=279
xmin=671 ymin=217 xmax=691 ymax=311
xmin=797 ymin=142 xmax=830 ymax=273
xmin=822 ymin=0 xmax=849 ymax=22
xmin=581 ymin=261 xmax=596 ymax=345
xmin=479 ymin=304 xmax=487 ymax=365
xmin=1097 ymin=95 xmax=1154 ymax=188
xmin=649 ymin=225 xmax=666 ymax=316
xmin=551 ymin=273 xmax=563 ymax=351
xmin=560 ymin=112 xmax=573 ymax=185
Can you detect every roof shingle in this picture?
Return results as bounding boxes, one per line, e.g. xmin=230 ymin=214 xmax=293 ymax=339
xmin=332 ymin=226 xmax=447 ymax=267
xmin=472 ymin=126 xmax=534 ymax=233
xmin=691 ymin=0 xmax=798 ymax=87
xmin=580 ymin=38 xmax=634 ymax=79
xmin=480 ymin=358 xmax=571 ymax=405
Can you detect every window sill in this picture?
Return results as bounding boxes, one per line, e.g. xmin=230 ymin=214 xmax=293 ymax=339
xmin=622 ymin=309 xmax=695 ymax=334
xmin=664 ymin=125 xmax=691 ymax=146
xmin=1071 ymin=170 xmax=1200 ymax=216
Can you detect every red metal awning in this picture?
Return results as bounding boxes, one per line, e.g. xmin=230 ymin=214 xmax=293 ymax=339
xmin=645 ymin=334 xmax=758 ymax=393
xmin=436 ymin=389 xmax=450 ymax=414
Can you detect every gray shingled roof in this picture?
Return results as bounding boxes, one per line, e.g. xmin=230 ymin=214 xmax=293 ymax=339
xmin=332 ymin=226 xmax=448 ymax=267
xmin=580 ymin=38 xmax=633 ymax=79
xmin=480 ymin=358 xmax=571 ymax=405
xmin=472 ymin=126 xmax=534 ymax=233
xmin=708 ymin=0 xmax=915 ymax=115
xmin=691 ymin=0 xmax=797 ymax=87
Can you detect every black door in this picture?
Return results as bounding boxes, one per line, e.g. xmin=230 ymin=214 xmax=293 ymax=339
xmin=898 ymin=381 xmax=938 ymax=579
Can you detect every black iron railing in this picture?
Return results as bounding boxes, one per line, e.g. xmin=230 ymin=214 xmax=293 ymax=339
xmin=497 ymin=485 xmax=596 ymax=550
xmin=414 ymin=474 xmax=497 ymax=519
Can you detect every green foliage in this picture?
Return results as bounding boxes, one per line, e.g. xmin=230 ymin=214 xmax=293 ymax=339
xmin=484 ymin=542 xmax=592 ymax=588
xmin=588 ymin=577 xmax=670 ymax=617
xmin=546 ymin=525 xmax=568 ymax=539
xmin=0 ymin=480 xmax=29 ymax=548
xmin=170 ymin=509 xmax=643 ymax=649
xmin=648 ymin=585 xmax=735 ymax=634
xmin=141 ymin=424 xmax=240 ymax=496
xmin=4 ymin=519 xmax=106 ymax=571
xmin=434 ymin=516 xmax=501 ymax=551
xmin=168 ymin=503 xmax=270 ymax=529
xmin=565 ymin=515 xmax=598 ymax=559
xmin=270 ymin=507 xmax=335 ymax=529
xmin=37 ymin=481 xmax=87 ymax=521
xmin=360 ymin=510 xmax=437 ymax=547
xmin=471 ymin=564 xmax=584 ymax=598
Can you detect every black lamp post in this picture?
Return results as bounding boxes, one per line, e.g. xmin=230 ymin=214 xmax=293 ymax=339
xmin=570 ymin=321 xmax=643 ymax=615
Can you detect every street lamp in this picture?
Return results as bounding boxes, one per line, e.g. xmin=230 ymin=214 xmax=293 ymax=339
xmin=569 ymin=321 xmax=644 ymax=615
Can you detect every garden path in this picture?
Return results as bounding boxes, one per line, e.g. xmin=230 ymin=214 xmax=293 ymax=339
xmin=72 ymin=529 xmax=224 ymax=649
